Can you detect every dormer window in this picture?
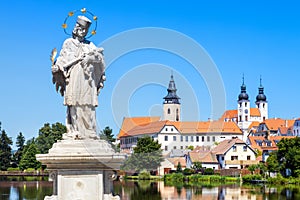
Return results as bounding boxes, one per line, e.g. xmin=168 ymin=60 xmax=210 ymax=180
xmin=232 ymin=145 xmax=237 ymax=152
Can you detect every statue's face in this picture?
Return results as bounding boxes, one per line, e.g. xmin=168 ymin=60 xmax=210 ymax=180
xmin=73 ymin=23 xmax=89 ymax=38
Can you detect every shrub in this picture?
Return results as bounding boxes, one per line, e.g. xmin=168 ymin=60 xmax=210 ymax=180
xmin=24 ymin=168 xmax=36 ymax=173
xmin=7 ymin=167 xmax=20 ymax=172
xmin=138 ymin=169 xmax=151 ymax=180
xmin=267 ymin=174 xmax=288 ymax=185
xmin=171 ymin=173 xmax=184 ymax=182
xmin=204 ymin=168 xmax=214 ymax=175
xmin=242 ymin=174 xmax=262 ymax=183
xmin=210 ymin=175 xmax=221 ymax=182
xmin=183 ymin=168 xmax=194 ymax=175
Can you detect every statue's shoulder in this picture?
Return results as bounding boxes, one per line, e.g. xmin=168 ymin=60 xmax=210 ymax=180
xmin=83 ymin=39 xmax=91 ymax=44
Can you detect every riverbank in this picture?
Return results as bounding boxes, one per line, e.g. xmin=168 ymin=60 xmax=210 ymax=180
xmin=0 ymin=171 xmax=48 ymax=177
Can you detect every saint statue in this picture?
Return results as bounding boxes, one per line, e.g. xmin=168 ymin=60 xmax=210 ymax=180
xmin=51 ymin=15 xmax=106 ymax=139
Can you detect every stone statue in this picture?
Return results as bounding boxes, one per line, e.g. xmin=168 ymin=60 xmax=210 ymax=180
xmin=51 ymin=15 xmax=106 ymax=140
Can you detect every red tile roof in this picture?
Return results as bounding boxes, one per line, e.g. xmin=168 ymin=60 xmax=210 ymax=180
xmin=168 ymin=121 xmax=242 ymax=134
xmin=212 ymin=138 xmax=245 ymax=155
xmin=250 ymin=108 xmax=261 ymax=116
xmin=262 ymin=118 xmax=295 ymax=131
xmin=117 ymin=116 xmax=160 ymax=139
xmin=248 ymin=136 xmax=296 ymax=152
xmin=119 ymin=119 xmax=242 ymax=138
xmin=220 ymin=110 xmax=238 ymax=120
xmin=167 ymin=157 xmax=186 ymax=168
xmin=189 ymin=151 xmax=218 ymax=164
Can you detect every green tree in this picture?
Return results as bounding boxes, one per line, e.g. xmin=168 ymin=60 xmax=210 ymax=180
xmin=35 ymin=122 xmax=66 ymax=154
xmin=187 ymin=146 xmax=194 ymax=150
xmin=277 ymin=137 xmax=300 ymax=177
xmin=19 ymin=142 xmax=41 ymax=170
xmin=14 ymin=132 xmax=25 ymax=166
xmin=176 ymin=162 xmax=182 ymax=173
xmin=101 ymin=126 xmax=116 ymax=143
xmin=266 ymin=151 xmax=280 ymax=175
xmin=122 ymin=136 xmax=163 ymax=172
xmin=192 ymin=161 xmax=202 ymax=173
xmin=248 ymin=164 xmax=258 ymax=175
xmin=0 ymin=130 xmax=13 ymax=170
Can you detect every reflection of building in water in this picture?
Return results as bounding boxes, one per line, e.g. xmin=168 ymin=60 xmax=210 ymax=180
xmin=157 ymin=182 xmax=261 ymax=200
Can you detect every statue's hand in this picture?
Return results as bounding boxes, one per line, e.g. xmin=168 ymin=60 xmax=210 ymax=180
xmin=52 ymin=65 xmax=59 ymax=73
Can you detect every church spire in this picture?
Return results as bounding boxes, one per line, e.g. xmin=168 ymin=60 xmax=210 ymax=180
xmin=163 ymin=74 xmax=180 ymax=104
xmin=256 ymin=76 xmax=267 ymax=102
xmin=238 ymin=74 xmax=249 ymax=101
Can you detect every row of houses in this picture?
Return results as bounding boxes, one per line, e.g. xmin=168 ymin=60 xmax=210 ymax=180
xmin=116 ymin=75 xmax=299 ymax=174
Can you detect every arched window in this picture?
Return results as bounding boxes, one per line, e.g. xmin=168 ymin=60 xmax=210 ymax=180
xmin=167 ymin=108 xmax=171 ymax=114
xmin=176 ymin=109 xmax=179 ymax=121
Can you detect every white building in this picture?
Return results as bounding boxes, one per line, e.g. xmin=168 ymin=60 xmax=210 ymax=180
xmin=212 ymin=138 xmax=258 ymax=169
xmin=118 ymin=119 xmax=243 ymax=155
xmin=221 ymin=77 xmax=268 ymax=140
xmin=293 ymin=118 xmax=300 ymax=136
xmin=118 ymin=75 xmax=243 ymax=154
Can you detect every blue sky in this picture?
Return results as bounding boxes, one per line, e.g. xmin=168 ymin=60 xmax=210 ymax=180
xmin=1 ymin=1 xmax=299 ymax=147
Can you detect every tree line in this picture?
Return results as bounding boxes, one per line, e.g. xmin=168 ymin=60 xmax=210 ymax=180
xmin=0 ymin=122 xmax=116 ymax=171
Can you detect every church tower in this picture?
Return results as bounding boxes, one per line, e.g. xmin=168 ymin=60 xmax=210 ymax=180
xmin=255 ymin=77 xmax=268 ymax=121
xmin=163 ymin=75 xmax=181 ymax=121
xmin=237 ymin=76 xmax=251 ymax=132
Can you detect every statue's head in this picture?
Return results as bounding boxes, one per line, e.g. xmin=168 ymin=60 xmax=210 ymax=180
xmin=72 ymin=16 xmax=92 ymax=41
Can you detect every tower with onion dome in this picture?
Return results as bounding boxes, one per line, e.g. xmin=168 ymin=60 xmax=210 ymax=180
xmin=163 ymin=74 xmax=181 ymax=121
xmin=255 ymin=77 xmax=268 ymax=121
xmin=237 ymin=75 xmax=251 ymax=133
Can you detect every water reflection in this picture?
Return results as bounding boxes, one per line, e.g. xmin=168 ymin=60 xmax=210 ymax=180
xmin=114 ymin=181 xmax=300 ymax=200
xmin=1 ymin=179 xmax=300 ymax=200
xmin=0 ymin=180 xmax=52 ymax=200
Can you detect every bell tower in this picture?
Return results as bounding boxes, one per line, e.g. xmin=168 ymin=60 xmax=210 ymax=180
xmin=163 ymin=74 xmax=181 ymax=121
xmin=237 ymin=75 xmax=251 ymax=134
xmin=255 ymin=77 xmax=268 ymax=121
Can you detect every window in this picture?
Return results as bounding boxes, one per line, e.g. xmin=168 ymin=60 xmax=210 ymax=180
xmin=180 ymin=136 xmax=183 ymax=142
xmin=263 ymin=103 xmax=265 ymax=108
xmin=232 ymin=145 xmax=237 ymax=152
xmin=243 ymin=145 xmax=247 ymax=152
xmin=231 ymin=156 xmax=238 ymax=160
xmin=185 ymin=136 xmax=188 ymax=142
xmin=222 ymin=156 xmax=224 ymax=161
xmin=165 ymin=146 xmax=168 ymax=151
xmin=173 ymin=146 xmax=177 ymax=149
xmin=176 ymin=109 xmax=179 ymax=121
xmin=202 ymin=136 xmax=204 ymax=142
xmin=245 ymin=102 xmax=248 ymax=106
xmin=247 ymin=156 xmax=251 ymax=160
xmin=245 ymin=116 xmax=248 ymax=121
xmin=212 ymin=136 xmax=215 ymax=142
xmin=207 ymin=136 xmax=210 ymax=142
xmin=180 ymin=146 xmax=183 ymax=149
xmin=196 ymin=136 xmax=199 ymax=142
xmin=191 ymin=136 xmax=194 ymax=142
xmin=171 ymin=128 xmax=174 ymax=131
xmin=173 ymin=136 xmax=176 ymax=141
xmin=165 ymin=128 xmax=168 ymax=131
xmin=167 ymin=108 xmax=171 ymax=114
xmin=164 ymin=135 xmax=168 ymax=141
xmin=239 ymin=115 xmax=242 ymax=122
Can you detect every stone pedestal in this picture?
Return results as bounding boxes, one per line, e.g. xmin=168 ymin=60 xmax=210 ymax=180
xmin=36 ymin=139 xmax=125 ymax=200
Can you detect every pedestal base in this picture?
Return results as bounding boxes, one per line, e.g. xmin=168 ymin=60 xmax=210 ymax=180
xmin=36 ymin=139 xmax=126 ymax=200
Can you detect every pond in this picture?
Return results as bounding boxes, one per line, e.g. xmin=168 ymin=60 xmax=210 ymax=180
xmin=1 ymin=179 xmax=300 ymax=200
